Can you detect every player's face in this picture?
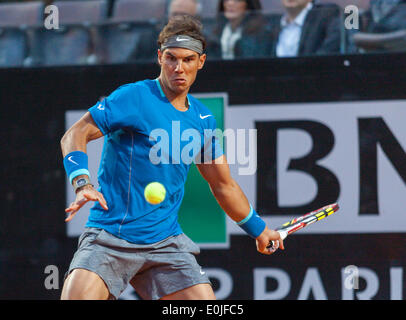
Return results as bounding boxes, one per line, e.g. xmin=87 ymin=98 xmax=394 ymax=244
xmin=223 ymin=0 xmax=247 ymax=21
xmin=158 ymin=47 xmax=206 ymax=95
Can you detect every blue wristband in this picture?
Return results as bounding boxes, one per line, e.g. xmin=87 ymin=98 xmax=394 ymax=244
xmin=63 ymin=151 xmax=91 ymax=184
xmin=236 ymin=205 xmax=266 ymax=238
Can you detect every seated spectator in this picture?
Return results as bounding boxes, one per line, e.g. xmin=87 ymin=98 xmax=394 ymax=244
xmin=168 ymin=0 xmax=200 ymax=18
xmin=270 ymin=0 xmax=341 ymax=57
xmin=205 ymin=0 xmax=272 ymax=60
xmin=361 ymin=0 xmax=406 ymax=33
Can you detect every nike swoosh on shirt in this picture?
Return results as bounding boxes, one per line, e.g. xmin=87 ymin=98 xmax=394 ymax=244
xmin=200 ymin=114 xmax=212 ymax=119
xmin=68 ymin=156 xmax=79 ymax=165
xmin=97 ymin=103 xmax=105 ymax=110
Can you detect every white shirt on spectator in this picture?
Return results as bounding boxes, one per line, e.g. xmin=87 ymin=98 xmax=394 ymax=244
xmin=221 ymin=23 xmax=243 ymax=60
xmin=276 ymin=2 xmax=313 ymax=57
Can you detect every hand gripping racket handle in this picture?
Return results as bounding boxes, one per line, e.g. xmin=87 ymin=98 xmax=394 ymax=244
xmin=267 ymin=229 xmax=288 ymax=251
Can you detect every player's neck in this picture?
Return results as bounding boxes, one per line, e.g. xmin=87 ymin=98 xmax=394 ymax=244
xmin=171 ymin=95 xmax=189 ymax=111
xmin=158 ymin=78 xmax=190 ymax=111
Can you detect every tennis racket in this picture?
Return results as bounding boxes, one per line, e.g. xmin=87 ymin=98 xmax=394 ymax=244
xmin=267 ymin=203 xmax=340 ymax=251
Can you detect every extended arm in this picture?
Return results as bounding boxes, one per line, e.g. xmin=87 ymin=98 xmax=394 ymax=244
xmin=196 ymin=155 xmax=284 ymax=255
xmin=61 ymin=112 xmax=108 ymax=221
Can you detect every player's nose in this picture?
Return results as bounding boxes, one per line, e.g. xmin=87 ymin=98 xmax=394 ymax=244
xmin=174 ymin=60 xmax=184 ymax=73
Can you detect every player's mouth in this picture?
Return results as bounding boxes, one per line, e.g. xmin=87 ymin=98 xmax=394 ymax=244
xmin=173 ymin=78 xmax=187 ymax=85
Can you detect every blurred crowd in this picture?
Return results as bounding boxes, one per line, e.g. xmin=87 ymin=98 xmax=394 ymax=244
xmin=0 ymin=0 xmax=406 ymax=67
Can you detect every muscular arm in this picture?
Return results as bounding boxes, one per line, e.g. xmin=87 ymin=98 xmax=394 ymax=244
xmin=61 ymin=112 xmax=108 ymax=221
xmin=61 ymin=112 xmax=104 ymax=157
xmin=196 ymin=155 xmax=250 ymax=222
xmin=196 ymin=155 xmax=284 ymax=254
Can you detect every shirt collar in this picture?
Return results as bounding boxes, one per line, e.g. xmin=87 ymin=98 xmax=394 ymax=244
xmin=155 ymin=78 xmax=190 ymax=107
xmin=281 ymin=2 xmax=313 ymax=27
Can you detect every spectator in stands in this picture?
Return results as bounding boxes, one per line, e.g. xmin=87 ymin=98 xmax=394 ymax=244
xmin=205 ymin=0 xmax=272 ymax=60
xmin=361 ymin=0 xmax=406 ymax=33
xmin=168 ymin=0 xmax=200 ymax=18
xmin=270 ymin=0 xmax=341 ymax=57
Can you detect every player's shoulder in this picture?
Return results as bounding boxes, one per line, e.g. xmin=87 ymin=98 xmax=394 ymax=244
xmin=108 ymin=82 xmax=136 ymax=101
xmin=133 ymin=79 xmax=156 ymax=91
xmin=110 ymin=79 xmax=154 ymax=97
xmin=188 ymin=94 xmax=218 ymax=130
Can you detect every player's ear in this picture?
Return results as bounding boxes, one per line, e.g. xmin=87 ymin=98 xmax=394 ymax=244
xmin=157 ymin=49 xmax=163 ymax=66
xmin=198 ymin=53 xmax=206 ymax=70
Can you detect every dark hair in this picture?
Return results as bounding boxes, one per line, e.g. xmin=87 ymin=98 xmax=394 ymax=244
xmin=218 ymin=0 xmax=262 ymax=12
xmin=158 ymin=14 xmax=206 ymax=52
xmin=216 ymin=0 xmax=264 ymax=35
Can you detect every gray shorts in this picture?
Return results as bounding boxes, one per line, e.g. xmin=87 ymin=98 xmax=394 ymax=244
xmin=65 ymin=227 xmax=211 ymax=300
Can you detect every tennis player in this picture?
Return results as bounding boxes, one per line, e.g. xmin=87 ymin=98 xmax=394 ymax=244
xmin=60 ymin=15 xmax=284 ymax=300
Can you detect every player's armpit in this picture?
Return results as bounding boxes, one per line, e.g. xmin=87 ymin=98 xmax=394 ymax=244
xmin=83 ymin=112 xmax=105 ymax=142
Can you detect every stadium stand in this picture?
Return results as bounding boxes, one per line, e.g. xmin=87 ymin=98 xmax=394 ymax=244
xmin=199 ymin=0 xmax=219 ymax=19
xmin=29 ymin=0 xmax=108 ymax=66
xmin=54 ymin=0 xmax=108 ymax=24
xmin=0 ymin=1 xmax=43 ymax=67
xmin=92 ymin=0 xmax=166 ymax=64
xmin=111 ymin=0 xmax=167 ymax=23
xmin=0 ymin=1 xmax=44 ymax=27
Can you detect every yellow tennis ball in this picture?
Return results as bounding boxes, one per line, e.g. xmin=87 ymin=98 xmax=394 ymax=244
xmin=144 ymin=182 xmax=166 ymax=205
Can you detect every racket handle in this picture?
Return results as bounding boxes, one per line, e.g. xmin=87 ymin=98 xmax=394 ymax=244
xmin=278 ymin=230 xmax=288 ymax=240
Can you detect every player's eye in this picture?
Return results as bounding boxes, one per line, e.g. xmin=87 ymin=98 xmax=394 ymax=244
xmin=165 ymin=54 xmax=176 ymax=62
